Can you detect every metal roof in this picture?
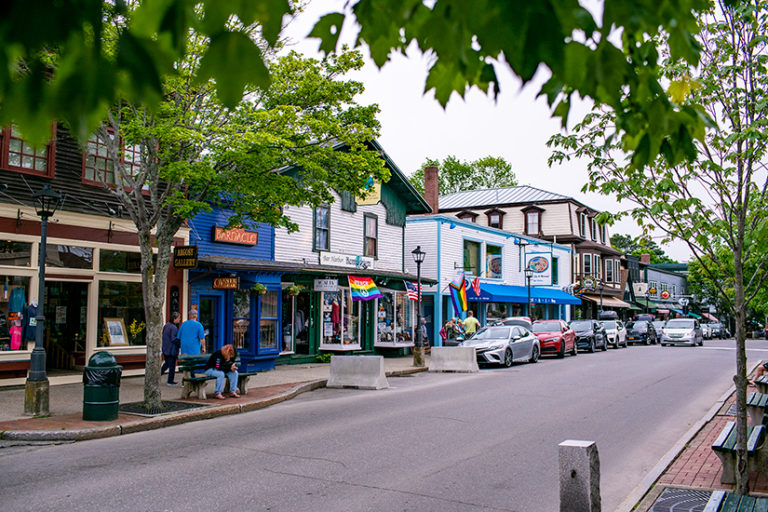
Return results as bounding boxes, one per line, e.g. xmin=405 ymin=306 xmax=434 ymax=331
xmin=439 ymin=185 xmax=572 ymax=210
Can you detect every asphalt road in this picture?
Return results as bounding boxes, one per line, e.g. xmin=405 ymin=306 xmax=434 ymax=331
xmin=1 ymin=339 xmax=767 ymax=512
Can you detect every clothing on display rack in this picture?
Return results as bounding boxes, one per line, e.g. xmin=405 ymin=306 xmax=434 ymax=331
xmin=8 ymin=287 xmax=25 ymax=313
xmin=21 ymin=302 xmax=37 ymax=342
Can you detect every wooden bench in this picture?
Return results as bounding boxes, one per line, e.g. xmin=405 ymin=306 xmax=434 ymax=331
xmin=754 ymin=375 xmax=768 ymax=395
xmin=712 ymin=421 xmax=766 ymax=484
xmin=703 ymin=489 xmax=768 ymax=511
xmin=178 ymin=355 xmax=258 ymax=400
xmin=747 ymin=392 xmax=768 ymax=426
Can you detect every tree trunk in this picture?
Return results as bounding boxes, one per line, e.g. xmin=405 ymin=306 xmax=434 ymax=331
xmin=733 ymin=251 xmax=749 ymax=495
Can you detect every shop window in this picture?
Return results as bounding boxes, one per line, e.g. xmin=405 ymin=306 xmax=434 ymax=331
xmin=320 ymin=289 xmax=359 ymax=348
xmin=526 ymin=211 xmax=540 ymax=235
xmin=486 ymin=244 xmax=502 ymax=279
xmin=0 ymin=241 xmax=32 ymax=267
xmin=0 ymin=124 xmax=55 ymax=177
xmin=552 ymin=257 xmax=559 ymax=285
xmin=314 ymin=205 xmax=330 ymax=251
xmin=0 ymin=276 xmax=31 ymax=350
xmin=99 ymin=250 xmax=142 ymax=273
xmin=363 ymin=214 xmax=378 ymax=258
xmin=260 ymin=290 xmax=279 ymax=350
xmin=233 ymin=290 xmax=251 ymax=351
xmin=583 ymin=254 xmax=592 ymax=275
xmin=377 ymin=292 xmax=395 ymax=343
xmin=463 ymin=239 xmax=481 ymax=276
xmin=46 ymin=245 xmax=93 ymax=269
xmin=281 ymin=293 xmax=295 ymax=354
xmin=97 ymin=281 xmax=146 ymax=346
xmin=376 ymin=291 xmax=415 ymax=346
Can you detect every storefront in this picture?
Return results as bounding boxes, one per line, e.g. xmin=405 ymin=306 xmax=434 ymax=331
xmin=0 ymin=209 xmax=187 ymax=377
xmin=467 ymin=282 xmax=581 ymax=323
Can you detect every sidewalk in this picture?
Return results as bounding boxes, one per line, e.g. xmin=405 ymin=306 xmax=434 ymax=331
xmin=0 ymin=356 xmax=427 ymax=442
xmin=630 ymin=364 xmax=768 ymax=512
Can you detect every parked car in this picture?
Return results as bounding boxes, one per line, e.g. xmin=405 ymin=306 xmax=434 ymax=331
xmin=461 ymin=325 xmax=540 ymax=367
xmin=569 ymin=320 xmax=607 ymax=352
xmin=600 ymin=320 xmax=627 ymax=348
xmin=625 ymin=320 xmax=658 ymax=345
xmin=709 ymin=322 xmax=726 ymax=339
xmin=660 ymin=318 xmax=704 ymax=347
xmin=532 ymin=319 xmax=577 ymax=358
xmin=701 ymin=323 xmax=712 ymax=339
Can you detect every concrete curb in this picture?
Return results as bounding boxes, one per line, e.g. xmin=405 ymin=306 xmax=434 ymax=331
xmin=0 ymin=366 xmax=428 ymax=442
xmin=615 ymin=360 xmax=761 ymax=512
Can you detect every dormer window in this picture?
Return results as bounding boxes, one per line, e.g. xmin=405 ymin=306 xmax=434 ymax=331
xmin=1 ymin=124 xmax=56 ymax=177
xmin=484 ymin=208 xmax=505 ymax=229
xmin=590 ymin=217 xmax=597 ymax=241
xmin=457 ymin=210 xmax=479 ymax=223
xmin=521 ymin=205 xmax=543 ymax=236
xmin=579 ymin=212 xmax=587 ymax=237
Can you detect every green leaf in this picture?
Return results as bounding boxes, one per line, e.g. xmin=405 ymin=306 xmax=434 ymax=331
xmin=308 ymin=13 xmax=345 ymax=57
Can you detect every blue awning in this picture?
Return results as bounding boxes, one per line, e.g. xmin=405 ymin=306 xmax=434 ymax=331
xmin=468 ymin=283 xmax=581 ymax=305
xmin=670 ymin=308 xmax=684 ymax=314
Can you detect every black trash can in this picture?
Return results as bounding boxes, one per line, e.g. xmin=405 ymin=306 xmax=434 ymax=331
xmin=82 ymin=351 xmax=123 ymax=421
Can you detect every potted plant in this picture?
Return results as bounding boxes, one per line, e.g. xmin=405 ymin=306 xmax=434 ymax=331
xmin=250 ymin=283 xmax=267 ymax=295
xmin=285 ymin=285 xmax=301 ymax=297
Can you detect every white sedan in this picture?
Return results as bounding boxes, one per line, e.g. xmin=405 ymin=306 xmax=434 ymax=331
xmin=461 ymin=325 xmax=540 ymax=367
xmin=600 ymin=320 xmax=627 ymax=348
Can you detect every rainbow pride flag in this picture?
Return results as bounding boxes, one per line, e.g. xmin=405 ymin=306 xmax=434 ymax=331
xmin=449 ymin=272 xmax=468 ymax=314
xmin=348 ymin=276 xmax=383 ymax=301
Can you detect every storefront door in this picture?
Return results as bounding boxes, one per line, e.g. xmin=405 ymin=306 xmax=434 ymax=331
xmin=199 ymin=294 xmax=223 ymax=354
xmin=44 ymin=281 xmax=88 ymax=370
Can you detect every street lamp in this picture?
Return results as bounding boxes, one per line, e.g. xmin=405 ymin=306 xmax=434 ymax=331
xmin=524 ymin=266 xmax=534 ymax=319
xmin=411 ymin=246 xmax=426 ymax=366
xmin=24 ymin=184 xmax=63 ymax=416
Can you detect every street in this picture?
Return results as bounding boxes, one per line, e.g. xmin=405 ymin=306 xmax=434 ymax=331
xmin=1 ymin=339 xmax=766 ymax=512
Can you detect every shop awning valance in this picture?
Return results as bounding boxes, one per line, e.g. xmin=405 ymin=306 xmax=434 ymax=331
xmin=688 ymin=312 xmax=702 ymax=319
xmin=581 ymin=294 xmax=631 ymax=308
xmin=468 ymin=283 xmax=581 ymax=305
xmin=670 ymin=308 xmax=684 ymax=314
xmin=703 ymin=312 xmax=719 ymax=322
xmin=634 ymin=298 xmax=661 ymax=310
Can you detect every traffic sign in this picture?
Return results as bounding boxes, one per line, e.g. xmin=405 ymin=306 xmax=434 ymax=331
xmin=679 ymin=298 xmax=689 ymax=306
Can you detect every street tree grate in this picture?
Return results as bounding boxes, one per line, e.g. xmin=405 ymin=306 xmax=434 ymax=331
xmin=118 ymin=401 xmax=209 ymax=417
xmin=649 ymin=488 xmax=713 ymax=512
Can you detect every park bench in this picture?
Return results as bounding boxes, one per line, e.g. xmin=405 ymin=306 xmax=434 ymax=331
xmin=711 ymin=421 xmax=766 ymax=484
xmin=747 ymin=392 xmax=768 ymax=426
xmin=178 ymin=355 xmax=258 ymax=400
xmin=754 ymin=375 xmax=768 ymax=395
xmin=703 ymin=489 xmax=768 ymax=511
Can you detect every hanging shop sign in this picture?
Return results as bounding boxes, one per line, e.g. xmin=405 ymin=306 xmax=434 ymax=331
xmin=356 ymin=177 xmax=381 ymax=205
xmin=173 ymin=245 xmax=198 ymax=269
xmin=213 ymin=226 xmax=259 ymax=245
xmin=314 ymin=279 xmax=339 ymax=292
xmin=633 ymin=283 xmax=649 ymax=296
xmin=660 ymin=290 xmax=671 ymax=300
xmin=212 ymin=277 xmax=239 ymax=290
xmin=320 ymin=251 xmax=374 ymax=270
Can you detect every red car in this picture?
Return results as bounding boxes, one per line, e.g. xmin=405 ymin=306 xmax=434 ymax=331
xmin=532 ymin=319 xmax=577 ymax=358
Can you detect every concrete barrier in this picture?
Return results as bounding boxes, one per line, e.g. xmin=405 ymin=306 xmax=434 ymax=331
xmin=559 ymin=440 xmax=601 ymax=512
xmin=428 ymin=346 xmax=479 ymax=373
xmin=326 ymin=356 xmax=389 ymax=390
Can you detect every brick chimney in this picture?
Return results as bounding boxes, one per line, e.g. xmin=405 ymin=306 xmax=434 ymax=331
xmin=424 ymin=166 xmax=439 ymax=213
xmin=640 ymin=253 xmax=651 ymax=264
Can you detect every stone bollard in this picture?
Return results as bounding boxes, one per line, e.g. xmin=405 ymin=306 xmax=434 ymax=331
xmin=559 ymin=440 xmax=601 ymax=512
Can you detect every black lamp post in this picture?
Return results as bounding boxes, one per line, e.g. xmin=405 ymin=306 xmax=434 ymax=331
xmin=524 ymin=266 xmax=534 ymax=319
xmin=24 ymin=184 xmax=63 ymax=416
xmin=411 ymin=246 xmax=425 ymax=365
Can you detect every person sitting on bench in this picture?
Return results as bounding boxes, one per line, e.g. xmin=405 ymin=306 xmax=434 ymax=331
xmin=204 ymin=344 xmax=240 ymax=400
xmin=751 ymin=361 xmax=768 ymax=384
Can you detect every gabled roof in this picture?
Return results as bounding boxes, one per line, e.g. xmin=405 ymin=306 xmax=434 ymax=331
xmin=439 ymin=185 xmax=574 ymax=210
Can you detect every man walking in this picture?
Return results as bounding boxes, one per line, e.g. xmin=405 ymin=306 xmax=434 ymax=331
xmin=161 ymin=312 xmax=181 ymax=385
xmin=463 ymin=310 xmax=480 ymax=337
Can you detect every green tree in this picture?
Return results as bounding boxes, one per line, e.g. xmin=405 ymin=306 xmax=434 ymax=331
xmin=95 ymin=40 xmax=385 ymax=409
xmin=609 ymin=234 xmax=676 ymax=263
xmin=548 ymin=1 xmax=768 ymax=493
xmin=408 ymin=155 xmax=518 ymax=195
xmin=3 ymin=0 xmax=713 ymax=170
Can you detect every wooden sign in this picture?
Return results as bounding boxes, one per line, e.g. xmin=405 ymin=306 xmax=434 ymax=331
xmin=213 ymin=226 xmax=259 ymax=245
xmin=173 ymin=245 xmax=198 ymax=269
xmin=212 ymin=277 xmax=239 ymax=289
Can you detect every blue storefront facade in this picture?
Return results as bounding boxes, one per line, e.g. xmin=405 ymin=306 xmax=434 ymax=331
xmin=187 ymin=208 xmax=285 ymax=372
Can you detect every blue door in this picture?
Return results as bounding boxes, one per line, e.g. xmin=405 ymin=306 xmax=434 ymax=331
xmin=198 ymin=294 xmax=224 ymax=354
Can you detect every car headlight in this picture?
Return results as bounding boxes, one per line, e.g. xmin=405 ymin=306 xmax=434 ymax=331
xmin=488 ymin=344 xmax=503 ymax=351
xmin=545 ymin=337 xmax=559 ymax=342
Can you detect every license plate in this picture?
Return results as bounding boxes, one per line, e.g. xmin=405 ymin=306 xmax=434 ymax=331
xmin=628 ymin=336 xmax=635 ymax=340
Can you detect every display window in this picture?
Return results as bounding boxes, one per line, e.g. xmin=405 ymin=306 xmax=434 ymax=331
xmin=320 ymin=289 xmax=360 ymax=349
xmin=375 ymin=290 xmax=415 ymax=347
xmin=233 ymin=290 xmax=251 ymax=351
xmin=0 ymin=276 xmax=31 ymax=350
xmin=0 ymin=241 xmax=31 ymax=267
xmin=260 ymin=290 xmax=278 ymax=350
xmin=47 ymin=245 xmax=93 ymax=269
xmin=282 ymin=291 xmax=310 ymax=355
xmin=97 ymin=281 xmax=146 ymax=346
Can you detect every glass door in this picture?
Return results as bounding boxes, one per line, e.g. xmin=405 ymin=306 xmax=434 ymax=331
xmin=198 ymin=294 xmax=223 ymax=354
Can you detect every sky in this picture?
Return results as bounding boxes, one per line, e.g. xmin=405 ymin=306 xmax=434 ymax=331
xmin=282 ymin=1 xmax=692 ymax=262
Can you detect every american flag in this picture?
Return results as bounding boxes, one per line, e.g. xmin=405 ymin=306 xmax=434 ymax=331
xmin=404 ymin=281 xmax=422 ymax=301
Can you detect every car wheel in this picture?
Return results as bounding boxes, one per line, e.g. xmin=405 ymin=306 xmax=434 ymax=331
xmin=589 ymin=339 xmax=595 ymax=353
xmin=571 ymin=342 xmax=578 ymax=356
xmin=530 ymin=344 xmax=540 ymax=363
xmin=601 ymin=337 xmax=608 ymax=351
xmin=504 ymin=349 xmax=513 ymax=368
xmin=557 ymin=340 xmax=565 ymax=358
xmin=645 ymin=336 xmax=651 ymax=345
